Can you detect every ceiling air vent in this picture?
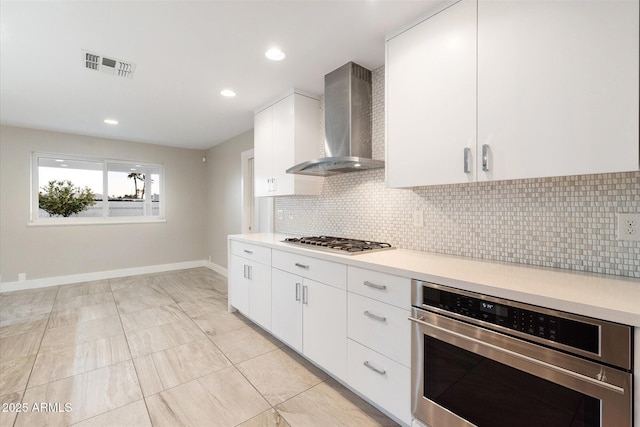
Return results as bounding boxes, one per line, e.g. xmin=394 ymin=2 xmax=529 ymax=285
xmin=82 ymin=50 xmax=136 ymax=79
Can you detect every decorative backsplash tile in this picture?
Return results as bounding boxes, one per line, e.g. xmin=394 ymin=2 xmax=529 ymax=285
xmin=275 ymin=67 xmax=640 ymax=278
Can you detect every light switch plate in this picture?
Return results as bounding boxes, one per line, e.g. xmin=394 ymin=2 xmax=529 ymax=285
xmin=617 ymin=213 xmax=640 ymax=241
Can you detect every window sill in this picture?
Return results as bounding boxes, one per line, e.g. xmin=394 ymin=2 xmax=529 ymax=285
xmin=27 ymin=217 xmax=167 ymax=227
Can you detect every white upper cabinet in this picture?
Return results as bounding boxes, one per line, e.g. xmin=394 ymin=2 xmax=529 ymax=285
xmin=254 ymin=92 xmax=322 ymax=197
xmin=386 ymin=0 xmax=639 ymax=187
xmin=477 ymin=0 xmax=639 ymax=181
xmin=386 ymin=0 xmax=477 ymax=187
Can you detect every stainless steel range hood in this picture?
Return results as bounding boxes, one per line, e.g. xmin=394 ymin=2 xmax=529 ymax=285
xmin=286 ymin=62 xmax=384 ymax=176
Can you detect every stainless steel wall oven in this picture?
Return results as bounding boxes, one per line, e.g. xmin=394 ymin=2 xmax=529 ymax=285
xmin=410 ymin=280 xmax=633 ymax=427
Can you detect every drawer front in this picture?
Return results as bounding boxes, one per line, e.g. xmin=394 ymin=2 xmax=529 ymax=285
xmin=347 ymin=339 xmax=411 ymax=426
xmin=347 ymin=266 xmax=410 ymax=309
xmin=272 ymin=249 xmax=347 ymax=290
xmin=347 ymin=292 xmax=410 ymax=367
xmin=230 ymin=240 xmax=271 ymax=265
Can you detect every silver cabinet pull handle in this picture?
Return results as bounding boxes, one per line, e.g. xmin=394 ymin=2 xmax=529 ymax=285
xmin=364 ymin=310 xmax=386 ymax=322
xmin=482 ymin=144 xmax=490 ymax=172
xmin=295 ymin=282 xmax=301 ymax=302
xmin=363 ymin=361 xmax=386 ymax=375
xmin=464 ymin=147 xmax=471 ymax=174
xmin=295 ymin=263 xmax=309 ymax=269
xmin=247 ymin=265 xmax=252 ymax=280
xmin=243 ymin=249 xmax=253 ymax=254
xmin=243 ymin=265 xmax=248 ymax=279
xmin=363 ymin=281 xmax=386 ymax=290
xmin=302 ymin=285 xmax=308 ymax=304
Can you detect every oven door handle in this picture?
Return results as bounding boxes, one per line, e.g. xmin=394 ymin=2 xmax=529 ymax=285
xmin=408 ymin=315 xmax=625 ymax=394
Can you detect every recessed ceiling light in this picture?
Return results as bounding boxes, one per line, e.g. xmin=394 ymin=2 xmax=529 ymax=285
xmin=55 ymin=159 xmax=64 ymax=162
xmin=61 ymin=164 xmax=68 ymax=167
xmin=220 ymin=89 xmax=236 ymax=98
xmin=130 ymin=168 xmax=137 ymax=171
xmin=265 ymin=48 xmax=285 ymax=61
xmin=104 ymin=118 xmax=118 ymax=125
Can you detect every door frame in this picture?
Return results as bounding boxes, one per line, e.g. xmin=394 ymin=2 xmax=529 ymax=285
xmin=241 ymin=149 xmax=273 ymax=233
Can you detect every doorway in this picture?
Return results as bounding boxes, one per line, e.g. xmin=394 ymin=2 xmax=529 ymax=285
xmin=241 ymin=149 xmax=273 ymax=233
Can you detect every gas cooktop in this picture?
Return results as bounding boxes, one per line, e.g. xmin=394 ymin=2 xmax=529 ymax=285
xmin=282 ymin=236 xmax=394 ymax=255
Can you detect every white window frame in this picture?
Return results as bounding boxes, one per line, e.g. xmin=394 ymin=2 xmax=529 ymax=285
xmin=30 ymin=152 xmax=166 ymax=226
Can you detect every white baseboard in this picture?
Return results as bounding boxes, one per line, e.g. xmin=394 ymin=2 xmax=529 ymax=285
xmin=0 ymin=260 xmax=215 ymax=293
xmin=204 ymin=261 xmax=228 ymax=277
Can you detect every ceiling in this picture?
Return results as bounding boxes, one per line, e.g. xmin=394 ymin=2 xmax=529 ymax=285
xmin=0 ymin=0 xmax=447 ymax=150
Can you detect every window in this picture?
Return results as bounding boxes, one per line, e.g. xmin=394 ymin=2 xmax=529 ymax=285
xmin=32 ymin=152 xmax=164 ymax=223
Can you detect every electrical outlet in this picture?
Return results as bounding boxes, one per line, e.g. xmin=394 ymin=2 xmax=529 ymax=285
xmin=276 ymin=210 xmax=284 ymax=220
xmin=617 ymin=213 xmax=640 ymax=241
xmin=18 ymin=273 xmax=26 ymax=282
xmin=288 ymin=210 xmax=294 ymax=220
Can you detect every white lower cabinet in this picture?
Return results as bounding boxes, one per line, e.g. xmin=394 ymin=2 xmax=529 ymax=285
xmin=271 ymin=268 xmax=303 ymax=352
xmin=302 ymin=278 xmax=347 ymax=381
xmin=271 ymin=253 xmax=347 ymax=381
xmin=228 ymin=241 xmax=272 ymax=330
xmin=347 ymin=339 xmax=411 ymax=425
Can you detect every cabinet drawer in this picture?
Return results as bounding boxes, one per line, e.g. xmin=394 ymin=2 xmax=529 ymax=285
xmin=230 ymin=240 xmax=271 ymax=265
xmin=272 ymin=250 xmax=347 ymax=290
xmin=347 ymin=292 xmax=410 ymax=367
xmin=347 ymin=339 xmax=410 ymax=425
xmin=347 ymin=266 xmax=410 ymax=309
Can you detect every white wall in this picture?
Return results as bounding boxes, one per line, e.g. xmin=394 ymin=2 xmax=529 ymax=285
xmin=0 ymin=125 xmax=207 ymax=282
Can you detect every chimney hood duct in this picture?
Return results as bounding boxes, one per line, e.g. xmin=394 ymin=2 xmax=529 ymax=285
xmin=286 ymin=62 xmax=384 ymax=176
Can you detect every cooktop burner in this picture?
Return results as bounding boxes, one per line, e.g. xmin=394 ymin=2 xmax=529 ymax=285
xmin=282 ymin=236 xmax=394 ymax=255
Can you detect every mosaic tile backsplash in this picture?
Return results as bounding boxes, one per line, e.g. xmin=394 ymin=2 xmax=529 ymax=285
xmin=275 ymin=67 xmax=640 ymax=278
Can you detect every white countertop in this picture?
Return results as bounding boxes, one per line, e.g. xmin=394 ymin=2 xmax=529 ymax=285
xmin=229 ymin=233 xmax=640 ymax=327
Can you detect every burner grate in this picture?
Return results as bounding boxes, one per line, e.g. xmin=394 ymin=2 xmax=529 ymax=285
xmin=282 ymin=236 xmax=394 ymax=255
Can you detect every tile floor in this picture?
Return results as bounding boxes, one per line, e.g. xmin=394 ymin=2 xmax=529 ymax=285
xmin=0 ymin=268 xmax=398 ymax=427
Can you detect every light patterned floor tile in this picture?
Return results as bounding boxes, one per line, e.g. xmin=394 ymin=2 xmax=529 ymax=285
xmin=119 ymin=304 xmax=189 ymax=333
xmin=0 ymin=392 xmax=23 ymax=427
xmin=0 ymin=300 xmax=53 ymax=328
xmin=133 ymin=338 xmax=231 ymax=396
xmin=15 ymin=360 xmax=142 ymax=427
xmin=237 ymin=348 xmax=327 ymax=405
xmin=56 ymin=280 xmax=111 ymax=300
xmin=52 ymin=292 xmax=114 ymax=313
xmin=0 ymin=318 xmax=47 ymax=339
xmin=125 ymin=318 xmax=206 ymax=358
xmin=238 ymin=409 xmax=292 ymax=427
xmin=69 ymin=399 xmax=151 ymax=427
xmin=29 ymin=334 xmax=131 ymax=387
xmin=111 ymin=284 xmax=168 ymax=304
xmin=178 ymin=296 xmax=228 ymax=318
xmin=276 ymin=380 xmax=398 ymax=427
xmin=0 ymin=287 xmax=58 ymax=307
xmin=210 ymin=325 xmax=282 ymax=364
xmin=47 ymin=302 xmax=119 ymax=329
xmin=39 ymin=316 xmax=123 ymax=354
xmin=0 ymin=355 xmax=36 ymax=396
xmin=145 ymin=366 xmax=270 ymax=427
xmin=192 ymin=310 xmax=251 ymax=337
xmin=115 ymin=294 xmax=177 ymax=315
xmin=0 ymin=328 xmax=43 ymax=361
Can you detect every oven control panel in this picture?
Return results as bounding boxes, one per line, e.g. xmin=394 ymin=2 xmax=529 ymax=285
xmin=421 ymin=285 xmax=599 ymax=354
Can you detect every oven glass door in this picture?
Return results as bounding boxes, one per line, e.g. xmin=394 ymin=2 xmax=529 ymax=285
xmin=411 ymin=308 xmax=632 ymax=427
xmin=425 ymin=336 xmax=599 ymax=427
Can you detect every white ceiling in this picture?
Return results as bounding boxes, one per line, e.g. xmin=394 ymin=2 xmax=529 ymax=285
xmin=0 ymin=0 xmax=447 ymax=150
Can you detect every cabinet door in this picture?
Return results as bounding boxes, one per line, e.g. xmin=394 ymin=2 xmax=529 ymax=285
xmin=254 ymin=106 xmax=273 ymax=197
xmin=302 ymin=279 xmax=347 ymax=380
xmin=477 ymin=0 xmax=639 ymax=181
xmin=248 ymin=261 xmax=272 ymax=330
xmin=271 ymin=268 xmax=303 ymax=352
xmin=271 ymin=94 xmax=295 ymax=196
xmin=228 ymin=255 xmax=249 ymax=315
xmin=386 ymin=0 xmax=477 ymax=187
